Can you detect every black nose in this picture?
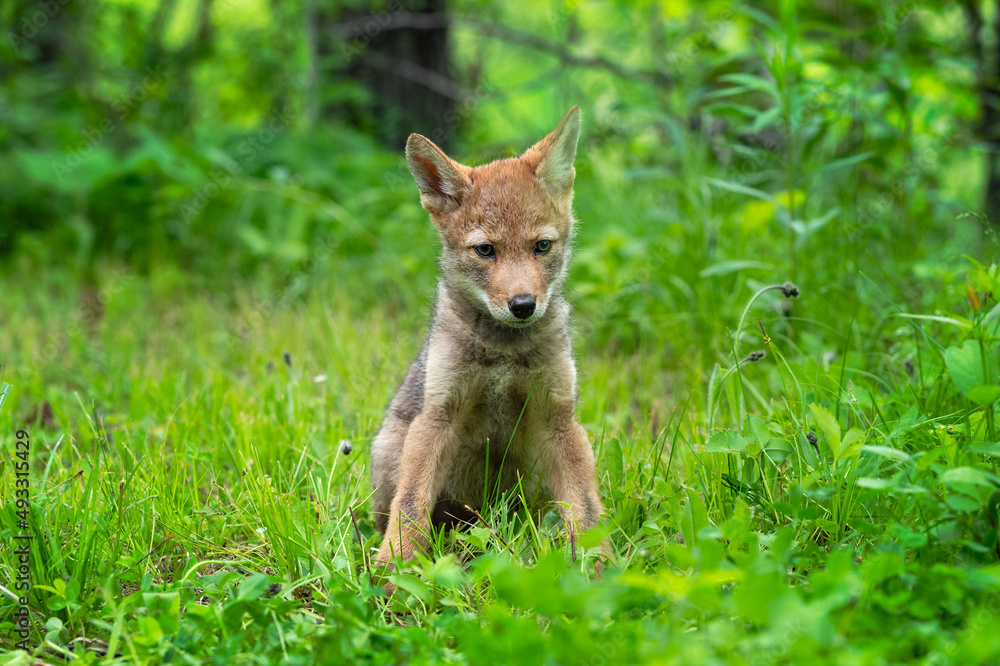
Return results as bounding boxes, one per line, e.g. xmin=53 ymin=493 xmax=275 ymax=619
xmin=507 ymin=294 xmax=536 ymax=319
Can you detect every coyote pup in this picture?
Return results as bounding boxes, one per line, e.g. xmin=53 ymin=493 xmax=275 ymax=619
xmin=372 ymin=107 xmax=607 ymax=573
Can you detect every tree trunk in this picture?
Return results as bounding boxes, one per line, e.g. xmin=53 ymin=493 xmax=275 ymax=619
xmin=316 ymin=0 xmax=457 ymax=150
xmin=964 ymin=0 xmax=1000 ymax=224
xmin=987 ymin=0 xmax=1000 ymax=223
xmin=4 ymin=0 xmax=88 ymax=82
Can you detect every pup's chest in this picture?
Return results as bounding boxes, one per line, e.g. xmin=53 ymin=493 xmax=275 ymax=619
xmin=473 ymin=364 xmax=534 ymax=427
xmin=450 ymin=335 xmax=565 ymax=445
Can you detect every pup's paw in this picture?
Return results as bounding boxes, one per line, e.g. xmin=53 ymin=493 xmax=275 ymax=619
xmin=373 ymin=547 xmax=397 ymax=596
xmin=593 ymin=558 xmax=605 ymax=580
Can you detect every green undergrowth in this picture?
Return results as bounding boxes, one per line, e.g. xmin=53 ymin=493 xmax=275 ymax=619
xmin=3 ymin=0 xmax=1000 ymax=662
xmin=0 ymin=254 xmax=998 ymax=664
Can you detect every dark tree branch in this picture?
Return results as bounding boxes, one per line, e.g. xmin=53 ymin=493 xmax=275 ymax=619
xmin=303 ymin=0 xmax=319 ymax=124
xmin=329 ymin=12 xmax=673 ymax=88
xmin=461 ymin=15 xmax=673 ymax=87
xmin=330 ymin=10 xmax=452 ymax=34
xmin=361 ymin=53 xmax=469 ymax=101
xmin=143 ymin=0 xmax=179 ymax=69
xmin=182 ymin=0 xmax=216 ymax=61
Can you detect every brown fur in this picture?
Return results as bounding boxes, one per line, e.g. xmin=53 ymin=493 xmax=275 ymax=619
xmin=371 ymin=107 xmax=610 ymax=584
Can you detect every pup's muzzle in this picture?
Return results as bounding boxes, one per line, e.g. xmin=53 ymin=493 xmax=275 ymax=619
xmin=507 ymin=294 xmax=536 ymax=320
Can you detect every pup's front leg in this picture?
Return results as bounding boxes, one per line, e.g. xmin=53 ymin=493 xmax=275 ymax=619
xmin=540 ymin=418 xmax=612 ymax=574
xmin=376 ymin=408 xmax=457 ymax=568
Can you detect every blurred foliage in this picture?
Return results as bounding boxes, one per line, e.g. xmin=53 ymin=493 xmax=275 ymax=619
xmin=1 ymin=0 xmax=989 ymax=301
xmin=2 ymin=0 xmax=1000 ymax=663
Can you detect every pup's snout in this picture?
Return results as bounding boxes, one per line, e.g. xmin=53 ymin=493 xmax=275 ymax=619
xmin=507 ymin=294 xmax=536 ymax=320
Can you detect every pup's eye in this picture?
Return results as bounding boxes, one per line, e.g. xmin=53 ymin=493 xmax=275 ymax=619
xmin=535 ymin=239 xmax=552 ymax=254
xmin=474 ymin=244 xmax=495 ymax=258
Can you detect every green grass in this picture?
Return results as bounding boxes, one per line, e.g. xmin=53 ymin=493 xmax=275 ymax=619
xmin=3 ymin=3 xmax=1000 ymax=659
xmin=1 ymin=250 xmax=999 ymax=664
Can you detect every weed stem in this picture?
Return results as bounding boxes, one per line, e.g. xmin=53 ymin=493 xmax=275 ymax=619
xmin=732 ymin=282 xmax=799 ymax=366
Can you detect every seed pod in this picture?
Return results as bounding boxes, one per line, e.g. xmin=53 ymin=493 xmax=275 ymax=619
xmin=780 ymin=282 xmax=800 ymax=298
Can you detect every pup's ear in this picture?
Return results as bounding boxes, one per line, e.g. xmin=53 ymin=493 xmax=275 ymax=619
xmin=523 ymin=106 xmax=581 ymax=199
xmin=406 ymin=134 xmax=472 ymax=216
